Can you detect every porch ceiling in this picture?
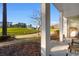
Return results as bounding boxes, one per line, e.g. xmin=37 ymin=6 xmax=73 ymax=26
xmin=54 ymin=3 xmax=79 ymax=17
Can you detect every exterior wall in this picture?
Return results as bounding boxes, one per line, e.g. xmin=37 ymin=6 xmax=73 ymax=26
xmin=69 ymin=19 xmax=79 ymax=30
xmin=62 ymin=16 xmax=79 ymax=38
xmin=68 ymin=17 xmax=79 ymax=37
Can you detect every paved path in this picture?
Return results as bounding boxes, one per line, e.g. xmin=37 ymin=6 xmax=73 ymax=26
xmin=15 ymin=33 xmax=40 ymax=39
xmin=0 ymin=40 xmax=22 ymax=47
xmin=0 ymin=33 xmax=41 ymax=47
xmin=15 ymin=32 xmax=53 ymax=39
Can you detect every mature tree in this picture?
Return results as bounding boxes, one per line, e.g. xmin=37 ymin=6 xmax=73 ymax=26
xmin=30 ymin=10 xmax=41 ymax=35
xmin=12 ymin=23 xmax=27 ymax=28
xmin=29 ymin=24 xmax=32 ymax=28
xmin=2 ymin=3 xmax=7 ymax=36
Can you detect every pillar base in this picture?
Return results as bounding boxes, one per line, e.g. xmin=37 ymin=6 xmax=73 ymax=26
xmin=0 ymin=35 xmax=15 ymax=42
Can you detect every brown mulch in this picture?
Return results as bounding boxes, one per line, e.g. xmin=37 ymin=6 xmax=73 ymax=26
xmin=0 ymin=42 xmax=41 ymax=56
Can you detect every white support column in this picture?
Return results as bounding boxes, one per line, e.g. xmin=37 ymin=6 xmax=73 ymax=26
xmin=41 ymin=3 xmax=50 ymax=56
xmin=59 ymin=12 xmax=63 ymax=42
xmin=63 ymin=17 xmax=68 ymax=38
xmin=67 ymin=19 xmax=70 ymax=38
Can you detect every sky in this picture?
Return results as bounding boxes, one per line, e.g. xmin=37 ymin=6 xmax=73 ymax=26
xmin=0 ymin=3 xmax=60 ymax=27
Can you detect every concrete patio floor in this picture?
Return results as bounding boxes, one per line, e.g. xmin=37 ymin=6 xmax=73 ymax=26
xmin=50 ymin=40 xmax=79 ymax=56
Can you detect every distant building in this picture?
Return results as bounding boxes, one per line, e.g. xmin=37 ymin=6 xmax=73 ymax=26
xmin=27 ymin=24 xmax=33 ymax=28
xmin=0 ymin=22 xmax=12 ymax=27
xmin=36 ymin=26 xmax=40 ymax=30
xmin=51 ymin=24 xmax=59 ymax=29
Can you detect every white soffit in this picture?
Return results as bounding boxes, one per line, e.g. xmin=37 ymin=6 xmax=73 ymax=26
xmin=54 ymin=3 xmax=79 ymax=17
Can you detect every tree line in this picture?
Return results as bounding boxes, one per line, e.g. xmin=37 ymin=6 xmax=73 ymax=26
xmin=10 ymin=23 xmax=33 ymax=28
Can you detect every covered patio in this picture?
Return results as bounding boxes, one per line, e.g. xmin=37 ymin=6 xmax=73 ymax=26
xmin=41 ymin=3 xmax=79 ymax=56
xmin=1 ymin=2 xmax=79 ymax=56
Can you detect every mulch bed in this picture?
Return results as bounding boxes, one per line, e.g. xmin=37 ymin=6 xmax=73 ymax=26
xmin=0 ymin=42 xmax=41 ymax=56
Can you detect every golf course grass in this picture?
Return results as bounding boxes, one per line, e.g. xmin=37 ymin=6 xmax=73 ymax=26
xmin=0 ymin=28 xmax=39 ymax=36
xmin=0 ymin=28 xmax=59 ymax=36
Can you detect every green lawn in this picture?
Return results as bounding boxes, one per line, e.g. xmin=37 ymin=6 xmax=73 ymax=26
xmin=0 ymin=28 xmax=39 ymax=36
xmin=0 ymin=28 xmax=59 ymax=36
xmin=50 ymin=28 xmax=59 ymax=32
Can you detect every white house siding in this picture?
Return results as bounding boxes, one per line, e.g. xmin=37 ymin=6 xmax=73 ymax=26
xmin=67 ymin=16 xmax=79 ymax=37
xmin=69 ymin=19 xmax=79 ymax=30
